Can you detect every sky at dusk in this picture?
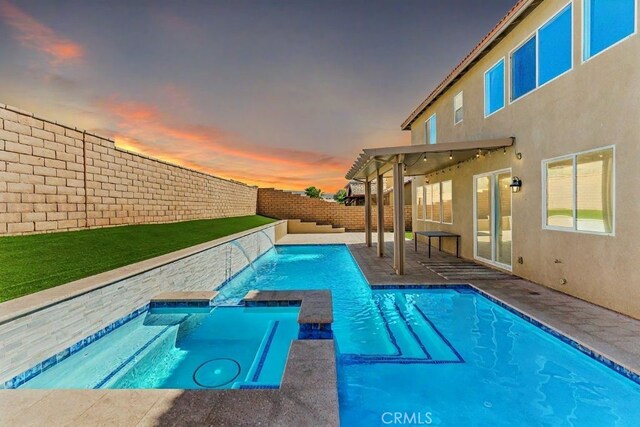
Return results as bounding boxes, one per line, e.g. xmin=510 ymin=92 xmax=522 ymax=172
xmin=0 ymin=0 xmax=516 ymax=192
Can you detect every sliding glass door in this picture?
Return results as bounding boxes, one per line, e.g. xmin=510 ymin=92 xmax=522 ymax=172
xmin=474 ymin=170 xmax=512 ymax=270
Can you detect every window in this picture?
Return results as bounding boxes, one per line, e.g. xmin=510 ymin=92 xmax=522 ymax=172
xmin=484 ymin=59 xmax=505 ymax=116
xmin=416 ymin=186 xmax=425 ymax=220
xmin=539 ymin=4 xmax=572 ymax=85
xmin=425 ymin=114 xmax=437 ymax=144
xmin=543 ymin=147 xmax=614 ymax=234
xmin=441 ymin=180 xmax=453 ymax=224
xmin=432 ymin=183 xmax=441 ymax=222
xmin=584 ymin=0 xmax=636 ymax=61
xmin=420 ymin=181 xmax=453 ymax=224
xmin=453 ymin=92 xmax=463 ymax=124
xmin=425 ymin=185 xmax=433 ymax=221
xmin=511 ymin=36 xmax=537 ymax=101
xmin=511 ymin=4 xmax=572 ymax=101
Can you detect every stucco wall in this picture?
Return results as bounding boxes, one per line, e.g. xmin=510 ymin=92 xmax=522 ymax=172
xmin=409 ymin=0 xmax=640 ymax=318
xmin=0 ymin=224 xmax=277 ymax=384
xmin=257 ymin=187 xmax=411 ymax=231
xmin=0 ymin=104 xmax=257 ymax=235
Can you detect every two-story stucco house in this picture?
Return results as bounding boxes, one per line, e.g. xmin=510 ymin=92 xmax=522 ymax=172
xmin=346 ymin=0 xmax=640 ymax=319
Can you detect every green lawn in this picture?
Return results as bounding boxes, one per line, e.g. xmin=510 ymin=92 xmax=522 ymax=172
xmin=0 ymin=215 xmax=276 ymax=302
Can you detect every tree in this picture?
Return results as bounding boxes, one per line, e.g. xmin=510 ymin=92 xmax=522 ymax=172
xmin=333 ymin=189 xmax=347 ymax=204
xmin=304 ymin=186 xmax=322 ymax=198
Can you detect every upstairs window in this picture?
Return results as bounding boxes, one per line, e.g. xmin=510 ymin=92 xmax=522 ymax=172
xmin=484 ymin=59 xmax=505 ymax=117
xmin=511 ymin=36 xmax=537 ymax=101
xmin=538 ymin=4 xmax=572 ymax=85
xmin=584 ymin=0 xmax=636 ymax=60
xmin=425 ymin=114 xmax=437 ymax=144
xmin=511 ymin=4 xmax=573 ymax=101
xmin=453 ymin=91 xmax=463 ymax=124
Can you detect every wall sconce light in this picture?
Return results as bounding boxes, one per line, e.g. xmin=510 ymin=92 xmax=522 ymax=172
xmin=510 ymin=176 xmax=522 ymax=193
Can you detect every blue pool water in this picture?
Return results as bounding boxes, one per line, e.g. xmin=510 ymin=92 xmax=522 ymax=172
xmin=218 ymin=245 xmax=640 ymax=426
xmin=21 ymin=306 xmax=298 ymax=389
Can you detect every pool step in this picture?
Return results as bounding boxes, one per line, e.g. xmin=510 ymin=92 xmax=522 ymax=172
xmin=367 ymin=293 xmax=464 ymax=364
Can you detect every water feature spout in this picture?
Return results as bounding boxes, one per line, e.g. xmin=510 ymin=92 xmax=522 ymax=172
xmin=230 ymin=240 xmax=257 ymax=274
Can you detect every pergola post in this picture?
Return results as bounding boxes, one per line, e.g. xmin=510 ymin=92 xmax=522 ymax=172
xmin=376 ymin=172 xmax=384 ymax=257
xmin=364 ymin=179 xmax=372 ymax=247
xmin=392 ymin=159 xmax=405 ymax=275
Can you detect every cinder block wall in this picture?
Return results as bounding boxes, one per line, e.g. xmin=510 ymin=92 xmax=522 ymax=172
xmin=0 ymin=104 xmax=257 ymax=235
xmin=257 ymin=188 xmax=411 ymax=231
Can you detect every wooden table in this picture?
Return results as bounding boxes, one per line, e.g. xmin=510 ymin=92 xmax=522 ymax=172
xmin=414 ymin=231 xmax=461 ymax=258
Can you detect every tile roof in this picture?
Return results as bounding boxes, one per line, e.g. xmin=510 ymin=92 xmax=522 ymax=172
xmin=401 ymin=0 xmax=542 ymax=130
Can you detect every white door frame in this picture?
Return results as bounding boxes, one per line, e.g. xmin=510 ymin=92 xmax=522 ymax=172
xmin=472 ymin=168 xmax=513 ymax=271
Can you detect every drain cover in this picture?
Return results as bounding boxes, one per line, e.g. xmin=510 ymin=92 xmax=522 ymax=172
xmin=193 ymin=358 xmax=241 ymax=388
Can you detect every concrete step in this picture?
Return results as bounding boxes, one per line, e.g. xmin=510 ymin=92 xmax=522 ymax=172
xmin=287 ymin=219 xmax=345 ymax=234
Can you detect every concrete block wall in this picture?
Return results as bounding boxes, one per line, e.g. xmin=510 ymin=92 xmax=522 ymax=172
xmin=0 ymin=104 xmax=257 ymax=235
xmin=257 ymin=188 xmax=411 ymax=231
xmin=0 ymin=224 xmax=276 ymax=384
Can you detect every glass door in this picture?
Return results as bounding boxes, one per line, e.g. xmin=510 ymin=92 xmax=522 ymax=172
xmin=474 ymin=170 xmax=512 ymax=270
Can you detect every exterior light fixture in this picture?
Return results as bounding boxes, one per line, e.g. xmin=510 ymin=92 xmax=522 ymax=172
xmin=476 ymin=149 xmax=481 ymax=158
xmin=503 ymin=147 xmax=507 ymax=154
xmin=449 ymin=151 xmax=453 ymax=160
xmin=423 ymin=154 xmax=427 ymax=162
xmin=510 ymin=176 xmax=522 ymax=193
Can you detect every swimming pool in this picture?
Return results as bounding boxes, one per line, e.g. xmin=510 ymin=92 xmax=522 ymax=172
xmin=218 ymin=245 xmax=640 ymax=426
xmin=20 ymin=306 xmax=299 ymax=390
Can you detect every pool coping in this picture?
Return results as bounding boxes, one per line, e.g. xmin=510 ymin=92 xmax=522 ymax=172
xmin=0 ymin=220 xmax=286 ymax=326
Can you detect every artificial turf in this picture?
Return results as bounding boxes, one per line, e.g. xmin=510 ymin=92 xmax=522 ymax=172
xmin=0 ymin=215 xmax=276 ymax=302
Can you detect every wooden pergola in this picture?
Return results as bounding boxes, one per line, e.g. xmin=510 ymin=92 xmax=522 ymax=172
xmin=346 ymin=137 xmax=514 ymax=275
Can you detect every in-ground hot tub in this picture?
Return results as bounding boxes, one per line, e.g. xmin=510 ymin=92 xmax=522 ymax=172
xmin=17 ymin=305 xmax=299 ymax=390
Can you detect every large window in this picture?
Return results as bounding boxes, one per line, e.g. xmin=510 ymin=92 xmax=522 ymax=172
xmin=453 ymin=91 xmax=463 ymax=124
xmin=425 ymin=114 xmax=437 ymax=144
xmin=484 ymin=59 xmax=505 ymax=116
xmin=543 ymin=146 xmax=614 ymax=234
xmin=418 ymin=181 xmax=452 ymax=224
xmin=511 ymin=4 xmax=572 ymax=101
xmin=584 ymin=0 xmax=636 ymax=61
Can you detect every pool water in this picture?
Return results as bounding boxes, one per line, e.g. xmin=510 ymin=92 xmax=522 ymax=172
xmin=21 ymin=306 xmax=298 ymax=389
xmin=218 ymin=245 xmax=640 ymax=426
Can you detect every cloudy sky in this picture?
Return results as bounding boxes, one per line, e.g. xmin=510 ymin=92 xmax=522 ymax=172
xmin=0 ymin=0 xmax=516 ymax=191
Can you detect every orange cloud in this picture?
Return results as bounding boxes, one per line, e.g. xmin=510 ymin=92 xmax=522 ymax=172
xmin=0 ymin=0 xmax=84 ymax=64
xmin=101 ymin=97 xmax=352 ymax=191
